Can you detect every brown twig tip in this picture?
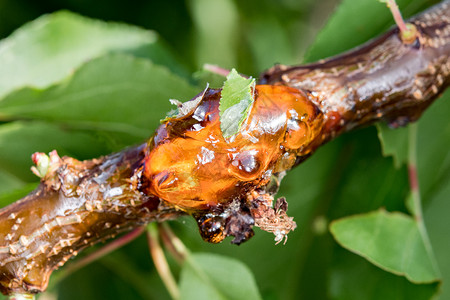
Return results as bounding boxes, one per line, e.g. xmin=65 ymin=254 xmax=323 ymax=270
xmin=381 ymin=0 xmax=419 ymax=44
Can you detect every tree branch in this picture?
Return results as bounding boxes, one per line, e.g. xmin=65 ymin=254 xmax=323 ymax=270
xmin=0 ymin=0 xmax=449 ymax=296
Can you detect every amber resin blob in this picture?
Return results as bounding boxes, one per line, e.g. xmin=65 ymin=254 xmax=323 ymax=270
xmin=143 ymin=85 xmax=324 ymax=211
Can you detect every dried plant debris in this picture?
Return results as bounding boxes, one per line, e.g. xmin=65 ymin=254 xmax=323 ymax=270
xmin=194 ymin=192 xmax=296 ymax=245
xmin=248 ymin=191 xmax=297 ymax=245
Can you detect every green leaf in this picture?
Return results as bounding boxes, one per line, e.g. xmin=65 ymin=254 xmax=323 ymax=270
xmin=0 ymin=54 xmax=199 ymax=137
xmin=0 ymin=169 xmax=26 ymax=194
xmin=376 ymin=123 xmax=409 ymax=168
xmin=416 ymin=90 xmax=450 ymax=197
xmin=374 ymin=90 xmax=450 ymax=297
xmin=329 ymin=248 xmax=439 ymax=300
xmin=219 ymin=69 xmax=255 ymax=138
xmin=419 ymin=90 xmax=450 ymax=299
xmin=244 ymin=18 xmax=295 ymax=71
xmin=330 ymin=209 xmax=440 ymax=284
xmin=0 ymin=11 xmax=184 ymax=100
xmin=425 ymin=176 xmax=450 ymax=299
xmin=179 ymin=253 xmax=262 ymax=300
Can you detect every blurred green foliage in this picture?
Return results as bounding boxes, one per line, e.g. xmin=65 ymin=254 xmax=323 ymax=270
xmin=0 ymin=0 xmax=448 ymax=299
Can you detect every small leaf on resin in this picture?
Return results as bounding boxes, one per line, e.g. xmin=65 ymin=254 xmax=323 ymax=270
xmin=162 ymin=84 xmax=209 ymax=122
xmin=330 ymin=209 xmax=440 ymax=283
xmin=219 ymin=69 xmax=255 ymax=138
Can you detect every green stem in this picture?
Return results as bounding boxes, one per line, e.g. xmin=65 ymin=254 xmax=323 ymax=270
xmin=159 ymin=224 xmax=207 ymax=282
xmin=383 ymin=0 xmax=407 ymax=33
xmin=158 ymin=224 xmax=185 ymax=264
xmin=147 ymin=224 xmax=180 ymax=300
xmin=408 ymin=124 xmax=420 ymax=219
xmin=159 ymin=224 xmax=228 ymax=299
xmin=159 ymin=223 xmax=189 ymax=260
xmin=407 ymin=123 xmax=440 ymax=275
xmin=381 ymin=0 xmax=418 ymax=43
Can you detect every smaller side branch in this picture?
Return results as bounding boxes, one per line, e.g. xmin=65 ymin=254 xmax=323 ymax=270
xmin=382 ymin=0 xmax=418 ymax=43
xmin=147 ymin=224 xmax=180 ymax=300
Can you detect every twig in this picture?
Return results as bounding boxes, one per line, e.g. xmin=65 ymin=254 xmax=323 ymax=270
xmin=203 ymin=64 xmax=231 ymax=77
xmin=381 ymin=0 xmax=418 ymax=43
xmin=147 ymin=224 xmax=180 ymax=300
xmin=160 ymin=223 xmax=189 ymax=259
xmin=158 ymin=224 xmax=186 ymax=264
xmin=159 ymin=224 xmax=227 ymax=298
xmin=383 ymin=0 xmax=407 ymax=32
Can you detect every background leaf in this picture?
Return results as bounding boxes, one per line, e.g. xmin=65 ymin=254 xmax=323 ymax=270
xmin=0 ymin=11 xmax=186 ymax=99
xmin=376 ymin=123 xmax=409 ymax=168
xmin=330 ymin=209 xmax=440 ymax=283
xmin=329 ymin=248 xmax=439 ymax=300
xmin=179 ymin=253 xmax=261 ymax=300
xmin=418 ymin=90 xmax=450 ymax=299
xmin=187 ymin=0 xmax=239 ymax=70
xmin=0 ymin=54 xmax=199 ymax=136
xmin=375 ymin=81 xmax=450 ymax=299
